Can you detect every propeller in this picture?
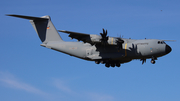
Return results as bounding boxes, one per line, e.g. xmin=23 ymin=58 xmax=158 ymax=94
xmin=116 ymin=38 xmax=124 ymax=49
xmin=140 ymin=59 xmax=146 ymax=65
xmin=140 ymin=59 xmax=146 ymax=64
xmin=100 ymin=29 xmax=109 ymax=45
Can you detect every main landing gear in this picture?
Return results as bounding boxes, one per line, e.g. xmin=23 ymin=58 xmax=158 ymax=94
xmin=95 ymin=60 xmax=121 ymax=68
xmin=105 ymin=63 xmax=121 ymax=68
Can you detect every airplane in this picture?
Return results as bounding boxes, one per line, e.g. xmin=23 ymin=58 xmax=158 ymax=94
xmin=7 ymin=14 xmax=172 ymax=67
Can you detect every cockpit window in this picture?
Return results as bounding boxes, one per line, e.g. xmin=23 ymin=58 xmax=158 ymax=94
xmin=157 ymin=41 xmax=166 ymax=44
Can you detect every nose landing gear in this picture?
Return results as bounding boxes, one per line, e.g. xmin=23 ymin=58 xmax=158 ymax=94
xmin=151 ymin=60 xmax=156 ymax=64
xmin=151 ymin=57 xmax=157 ymax=64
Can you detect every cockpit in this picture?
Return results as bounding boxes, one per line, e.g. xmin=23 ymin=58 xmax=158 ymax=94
xmin=157 ymin=41 xmax=166 ymax=44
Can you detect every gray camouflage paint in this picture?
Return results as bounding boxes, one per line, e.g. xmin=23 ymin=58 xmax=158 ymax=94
xmin=7 ymin=14 xmax=172 ymax=67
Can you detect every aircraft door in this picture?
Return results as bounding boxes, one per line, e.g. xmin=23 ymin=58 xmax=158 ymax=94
xmin=136 ymin=43 xmax=149 ymax=56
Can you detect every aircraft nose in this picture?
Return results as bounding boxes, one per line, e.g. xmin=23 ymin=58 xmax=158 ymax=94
xmin=165 ymin=45 xmax=172 ymax=54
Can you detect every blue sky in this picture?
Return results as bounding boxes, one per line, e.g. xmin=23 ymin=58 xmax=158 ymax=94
xmin=0 ymin=0 xmax=180 ymax=101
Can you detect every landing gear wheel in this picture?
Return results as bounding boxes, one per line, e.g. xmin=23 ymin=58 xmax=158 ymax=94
xmin=95 ymin=61 xmax=100 ymax=64
xmin=111 ymin=64 xmax=115 ymax=67
xmin=100 ymin=61 xmax=105 ymax=64
xmin=151 ymin=60 xmax=155 ymax=64
xmin=116 ymin=63 xmax=121 ymax=67
xmin=105 ymin=63 xmax=110 ymax=68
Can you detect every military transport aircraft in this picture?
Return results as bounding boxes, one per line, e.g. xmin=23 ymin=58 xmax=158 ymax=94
xmin=7 ymin=14 xmax=172 ymax=67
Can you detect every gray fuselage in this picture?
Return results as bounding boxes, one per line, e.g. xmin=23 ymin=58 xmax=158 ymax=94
xmin=41 ymin=38 xmax=171 ymax=64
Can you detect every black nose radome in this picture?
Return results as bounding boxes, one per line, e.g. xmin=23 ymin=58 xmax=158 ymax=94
xmin=166 ymin=45 xmax=172 ymax=54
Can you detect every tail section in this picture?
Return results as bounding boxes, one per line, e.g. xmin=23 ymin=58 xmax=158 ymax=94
xmin=7 ymin=14 xmax=63 ymax=43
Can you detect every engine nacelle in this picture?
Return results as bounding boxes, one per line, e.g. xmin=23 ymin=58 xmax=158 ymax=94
xmin=90 ymin=34 xmax=101 ymax=43
xmin=89 ymin=35 xmax=123 ymax=46
xmin=107 ymin=37 xmax=118 ymax=45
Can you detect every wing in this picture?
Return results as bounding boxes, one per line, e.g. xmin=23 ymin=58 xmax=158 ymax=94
xmin=59 ymin=30 xmax=93 ymax=43
xmin=59 ymin=29 xmax=124 ymax=49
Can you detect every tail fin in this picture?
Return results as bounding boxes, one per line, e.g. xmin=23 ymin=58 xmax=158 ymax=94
xmin=7 ymin=14 xmax=63 ymax=43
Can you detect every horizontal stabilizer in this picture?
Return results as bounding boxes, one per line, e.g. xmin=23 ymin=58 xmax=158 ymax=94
xmin=59 ymin=30 xmax=90 ymax=36
xmin=6 ymin=14 xmax=48 ymax=20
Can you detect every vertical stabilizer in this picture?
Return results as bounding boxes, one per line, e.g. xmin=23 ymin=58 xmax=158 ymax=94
xmin=7 ymin=14 xmax=63 ymax=43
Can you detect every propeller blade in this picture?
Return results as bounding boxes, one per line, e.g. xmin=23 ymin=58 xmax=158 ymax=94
xmin=100 ymin=29 xmax=109 ymax=45
xmin=103 ymin=29 xmax=105 ymax=34
xmin=115 ymin=38 xmax=124 ymax=50
xmin=141 ymin=59 xmax=146 ymax=64
xmin=105 ymin=29 xmax=107 ymax=36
